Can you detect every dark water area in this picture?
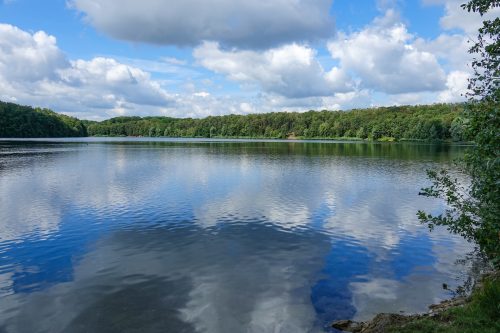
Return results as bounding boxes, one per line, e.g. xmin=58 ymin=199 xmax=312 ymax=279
xmin=0 ymin=138 xmax=473 ymax=332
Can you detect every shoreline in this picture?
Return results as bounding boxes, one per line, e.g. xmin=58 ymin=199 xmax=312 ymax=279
xmin=331 ymin=271 xmax=499 ymax=333
xmin=0 ymin=136 xmax=474 ymax=146
xmin=332 ymin=297 xmax=469 ymax=333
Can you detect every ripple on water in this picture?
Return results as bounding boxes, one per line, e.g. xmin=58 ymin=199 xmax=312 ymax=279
xmin=0 ymin=140 xmax=472 ymax=333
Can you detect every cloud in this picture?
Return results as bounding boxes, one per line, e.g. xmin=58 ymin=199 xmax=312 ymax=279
xmin=0 ymin=23 xmax=363 ymax=119
xmin=0 ymin=0 xmax=478 ymax=120
xmin=70 ymin=0 xmax=334 ymax=49
xmin=438 ymin=0 xmax=500 ymax=34
xmin=0 ymin=24 xmax=68 ymax=81
xmin=327 ymin=10 xmax=447 ymax=94
xmin=190 ymin=7 xmax=472 ymax=105
xmin=0 ymin=23 xmax=175 ymax=119
xmin=414 ymin=33 xmax=471 ymax=71
xmin=258 ymin=90 xmax=373 ymax=112
xmin=194 ymin=42 xmax=353 ymax=98
xmin=438 ymin=70 xmax=470 ymax=102
xmin=60 ymin=57 xmax=172 ymax=107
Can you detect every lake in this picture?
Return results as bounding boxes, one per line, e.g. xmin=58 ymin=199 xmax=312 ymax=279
xmin=0 ymin=138 xmax=473 ymax=333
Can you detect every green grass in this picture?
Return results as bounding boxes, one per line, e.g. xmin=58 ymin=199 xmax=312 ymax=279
xmin=388 ymin=277 xmax=500 ymax=333
xmin=377 ymin=136 xmax=396 ymax=142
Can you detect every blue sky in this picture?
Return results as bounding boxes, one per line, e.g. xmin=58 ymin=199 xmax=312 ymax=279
xmin=0 ymin=0 xmax=494 ymax=119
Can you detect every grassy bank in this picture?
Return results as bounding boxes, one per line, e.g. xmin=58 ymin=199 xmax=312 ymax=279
xmin=333 ymin=274 xmax=499 ymax=333
xmin=387 ymin=275 xmax=500 ymax=333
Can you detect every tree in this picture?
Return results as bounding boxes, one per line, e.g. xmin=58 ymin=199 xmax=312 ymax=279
xmin=418 ymin=0 xmax=500 ymax=266
xmin=462 ymin=0 xmax=500 ymax=102
xmin=209 ymin=126 xmax=216 ymax=138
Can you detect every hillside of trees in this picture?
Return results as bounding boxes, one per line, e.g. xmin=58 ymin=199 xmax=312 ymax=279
xmin=87 ymin=104 xmax=466 ymax=141
xmin=0 ymin=101 xmax=467 ymax=141
xmin=0 ymin=101 xmax=87 ymax=138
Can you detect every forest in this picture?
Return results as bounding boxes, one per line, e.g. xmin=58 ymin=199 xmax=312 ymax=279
xmin=0 ymin=101 xmax=87 ymax=138
xmin=87 ymin=103 xmax=466 ymax=141
xmin=1 ymin=101 xmax=466 ymax=141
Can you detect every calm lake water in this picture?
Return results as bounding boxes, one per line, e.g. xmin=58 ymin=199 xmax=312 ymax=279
xmin=0 ymin=138 xmax=473 ymax=333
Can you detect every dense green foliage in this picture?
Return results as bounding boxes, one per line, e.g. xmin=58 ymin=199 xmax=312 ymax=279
xmin=0 ymin=101 xmax=87 ymax=137
xmin=86 ymin=104 xmax=465 ymax=141
xmin=462 ymin=0 xmax=500 ymax=102
xmin=388 ymin=276 xmax=500 ymax=333
xmin=418 ymin=0 xmax=499 ymax=266
xmin=0 ymin=100 xmax=465 ymax=141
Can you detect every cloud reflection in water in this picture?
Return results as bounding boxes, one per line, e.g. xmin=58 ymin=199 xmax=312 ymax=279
xmin=0 ymin=140 xmax=473 ymax=332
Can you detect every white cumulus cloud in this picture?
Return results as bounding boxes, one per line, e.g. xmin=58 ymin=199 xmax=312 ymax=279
xmin=327 ymin=10 xmax=447 ymax=94
xmin=436 ymin=0 xmax=500 ymax=34
xmin=0 ymin=23 xmax=175 ymax=119
xmin=194 ymin=41 xmax=353 ymax=98
xmin=438 ymin=70 xmax=470 ymax=102
xmin=0 ymin=0 xmax=483 ymax=120
xmin=0 ymin=24 xmax=68 ymax=81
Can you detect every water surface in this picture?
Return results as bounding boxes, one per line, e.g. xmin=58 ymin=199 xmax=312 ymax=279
xmin=0 ymin=138 xmax=472 ymax=332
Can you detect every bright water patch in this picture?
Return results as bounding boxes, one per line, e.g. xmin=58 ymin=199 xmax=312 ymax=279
xmin=0 ymin=139 xmax=473 ymax=332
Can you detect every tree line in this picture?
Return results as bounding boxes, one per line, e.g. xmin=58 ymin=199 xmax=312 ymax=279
xmin=86 ymin=103 xmax=466 ymax=141
xmin=1 ymin=100 xmax=467 ymax=141
xmin=0 ymin=101 xmax=87 ymax=137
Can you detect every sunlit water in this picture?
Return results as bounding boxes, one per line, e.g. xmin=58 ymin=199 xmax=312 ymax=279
xmin=0 ymin=138 xmax=473 ymax=333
